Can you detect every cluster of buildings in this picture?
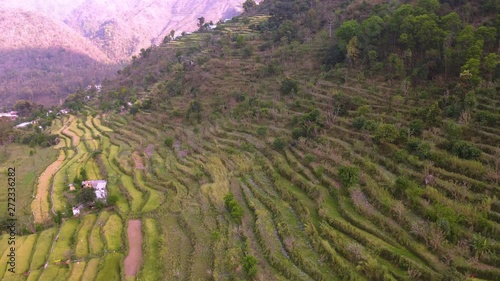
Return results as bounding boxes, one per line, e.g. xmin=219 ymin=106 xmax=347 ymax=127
xmin=72 ymin=180 xmax=108 ymax=215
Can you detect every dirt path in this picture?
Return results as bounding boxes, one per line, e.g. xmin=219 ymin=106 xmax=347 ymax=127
xmin=124 ymin=220 xmax=143 ymax=277
xmin=32 ymin=150 xmax=66 ymax=224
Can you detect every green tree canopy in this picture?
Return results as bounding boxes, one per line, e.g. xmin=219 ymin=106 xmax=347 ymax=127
xmin=77 ymin=188 xmax=96 ymax=206
xmin=337 ymin=20 xmax=360 ymax=43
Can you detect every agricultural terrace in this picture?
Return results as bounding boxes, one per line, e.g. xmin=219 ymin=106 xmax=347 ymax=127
xmin=2 ymin=5 xmax=499 ymax=280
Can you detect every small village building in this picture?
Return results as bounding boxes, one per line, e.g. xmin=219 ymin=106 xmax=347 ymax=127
xmin=69 ymin=183 xmax=75 ymax=191
xmin=72 ymin=205 xmax=82 ymax=216
xmin=0 ymin=111 xmax=18 ymax=121
xmin=14 ymin=121 xmax=33 ymax=128
xmin=82 ymin=180 xmax=108 ymax=203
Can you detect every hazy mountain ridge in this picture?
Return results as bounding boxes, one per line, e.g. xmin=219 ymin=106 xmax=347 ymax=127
xmin=1 ymin=0 xmax=246 ymax=62
xmin=0 ymin=0 xmax=249 ymax=106
xmin=0 ymin=9 xmax=110 ymax=62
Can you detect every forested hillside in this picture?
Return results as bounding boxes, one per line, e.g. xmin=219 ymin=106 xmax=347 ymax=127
xmin=1 ymin=0 xmax=498 ymax=280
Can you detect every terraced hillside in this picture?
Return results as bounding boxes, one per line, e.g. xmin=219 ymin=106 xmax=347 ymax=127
xmin=2 ymin=0 xmax=499 ymax=280
xmin=80 ymin=9 xmax=499 ymax=279
xmin=1 ymin=113 xmax=163 ymax=280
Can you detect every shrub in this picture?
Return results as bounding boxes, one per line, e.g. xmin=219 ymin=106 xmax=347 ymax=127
xmin=304 ymin=153 xmax=316 ymax=164
xmin=53 ymin=211 xmax=63 ymax=225
xmin=242 ymin=45 xmax=254 ymax=58
xmin=338 ymin=165 xmax=359 ymax=188
xmin=292 ymin=127 xmax=306 ymax=139
xmin=408 ymin=119 xmax=424 ymax=137
xmin=352 ymin=116 xmax=367 ymax=130
xmin=280 ymin=78 xmax=299 ymax=95
xmin=373 ymin=124 xmax=399 ymax=143
xmin=394 ymin=176 xmax=421 ymax=199
xmin=242 ymin=255 xmax=258 ymax=278
xmin=475 ymin=111 xmax=498 ymax=126
xmin=256 ymin=126 xmax=267 ymax=136
xmin=406 ymin=138 xmax=431 ymax=160
xmin=356 ymin=105 xmax=372 ymax=116
xmin=224 ymin=193 xmax=244 ymax=224
xmin=272 ymin=137 xmax=287 ymax=150
xmin=164 ymin=137 xmax=173 ymax=147
xmin=451 ymin=140 xmax=481 ymax=160
xmin=443 ymin=122 xmax=462 ymax=143
xmin=333 ymin=93 xmax=357 ymax=116
xmin=107 ymin=194 xmax=118 ymax=206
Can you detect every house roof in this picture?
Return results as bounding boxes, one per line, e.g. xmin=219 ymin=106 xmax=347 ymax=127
xmin=82 ymin=180 xmax=107 ymax=200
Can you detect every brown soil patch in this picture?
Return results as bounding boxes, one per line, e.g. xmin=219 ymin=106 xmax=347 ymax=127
xmin=124 ymin=220 xmax=143 ymax=277
xmin=31 ymin=149 xmax=66 ymax=223
xmin=132 ymin=151 xmax=144 ymax=169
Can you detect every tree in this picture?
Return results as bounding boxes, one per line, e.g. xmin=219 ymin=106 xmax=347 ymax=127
xmin=374 ymin=124 xmax=399 ymax=143
xmin=482 ymin=53 xmax=499 ymax=81
xmin=164 ymin=137 xmax=174 ymax=147
xmin=338 ymin=165 xmax=360 ymax=188
xmin=346 ymin=37 xmax=360 ymax=65
xmin=336 ymin=20 xmax=360 ymax=43
xmin=441 ymin=12 xmax=461 ymax=33
xmin=451 ymin=140 xmax=481 ymax=160
xmin=417 ymin=0 xmax=440 ymax=13
xmin=272 ymin=137 xmax=287 ymax=150
xmin=197 ymin=17 xmax=205 ymax=30
xmin=461 ymin=58 xmax=481 ymax=85
xmin=77 ymin=188 xmax=96 ymax=207
xmin=280 ymin=78 xmax=299 ymax=95
xmin=224 ymin=193 xmax=244 ymax=224
xmin=186 ymin=100 xmax=203 ymax=122
xmin=361 ymin=16 xmax=384 ymax=40
xmin=323 ymin=44 xmax=346 ymax=69
xmin=243 ymin=0 xmax=256 ymax=12
xmin=80 ymin=168 xmax=88 ymax=181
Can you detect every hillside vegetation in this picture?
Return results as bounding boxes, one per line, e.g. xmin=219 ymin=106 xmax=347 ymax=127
xmin=0 ymin=0 xmax=499 ymax=280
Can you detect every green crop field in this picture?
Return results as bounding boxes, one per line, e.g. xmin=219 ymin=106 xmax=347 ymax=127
xmin=89 ymin=211 xmax=110 ymax=255
xmin=81 ymin=258 xmax=100 ymax=281
xmin=103 ymin=213 xmax=123 ymax=251
xmin=30 ymin=228 xmax=57 ymax=270
xmin=49 ymin=218 xmax=79 ymax=262
xmin=68 ymin=261 xmax=86 ymax=280
xmin=95 ymin=253 xmax=123 ymax=281
xmin=74 ymin=214 xmax=97 ymax=258
xmin=139 ymin=218 xmax=162 ymax=280
xmin=0 ymin=144 xmax=58 ymax=226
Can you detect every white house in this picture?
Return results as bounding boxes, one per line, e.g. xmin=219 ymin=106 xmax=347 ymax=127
xmin=14 ymin=121 xmax=33 ymax=128
xmin=0 ymin=111 xmax=18 ymax=121
xmin=82 ymin=180 xmax=108 ymax=203
xmin=72 ymin=206 xmax=82 ymax=216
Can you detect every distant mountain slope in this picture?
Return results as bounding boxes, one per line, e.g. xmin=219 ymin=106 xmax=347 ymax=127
xmin=62 ymin=0 xmax=245 ymax=61
xmin=0 ymin=0 xmax=249 ymax=106
xmin=0 ymin=9 xmax=116 ymax=106
xmin=0 ymin=9 xmax=110 ymax=62
xmin=1 ymin=0 xmax=247 ymax=62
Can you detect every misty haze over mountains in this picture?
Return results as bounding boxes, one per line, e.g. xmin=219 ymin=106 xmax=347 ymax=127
xmin=0 ymin=0 xmax=247 ymax=106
